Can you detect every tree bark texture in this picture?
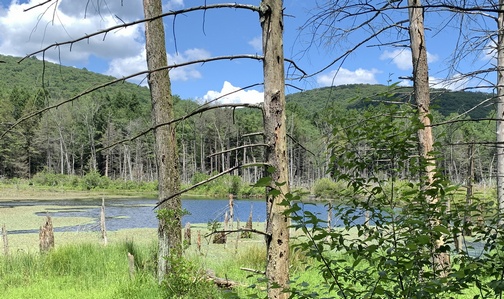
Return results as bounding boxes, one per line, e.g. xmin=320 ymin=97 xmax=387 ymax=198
xmin=143 ymin=0 xmax=182 ymax=283
xmin=497 ymin=0 xmax=504 ymax=226
xmin=260 ymin=1 xmax=290 ymax=298
xmin=408 ymin=0 xmax=450 ymax=274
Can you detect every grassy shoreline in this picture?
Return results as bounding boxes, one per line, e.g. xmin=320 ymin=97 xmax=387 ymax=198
xmin=0 ymin=184 xmax=156 ymax=201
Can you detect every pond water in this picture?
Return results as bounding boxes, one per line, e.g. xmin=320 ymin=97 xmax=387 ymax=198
xmin=0 ymin=198 xmax=485 ymax=256
xmin=0 ymin=198 xmax=338 ymax=234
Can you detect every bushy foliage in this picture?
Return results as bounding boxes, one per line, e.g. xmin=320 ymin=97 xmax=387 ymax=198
xmin=81 ymin=170 xmax=109 ymax=190
xmin=312 ymin=178 xmax=342 ymax=199
xmin=162 ymin=253 xmax=221 ymax=298
xmin=30 ymin=169 xmax=158 ymax=192
xmin=284 ymin=94 xmax=504 ymax=298
xmin=32 ymin=169 xmax=79 ymax=187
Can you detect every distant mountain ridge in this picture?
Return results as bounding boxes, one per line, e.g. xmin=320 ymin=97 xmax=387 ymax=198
xmin=0 ymin=54 xmax=493 ymax=119
xmin=0 ymin=54 xmax=151 ymax=101
xmin=286 ymin=84 xmax=493 ymax=119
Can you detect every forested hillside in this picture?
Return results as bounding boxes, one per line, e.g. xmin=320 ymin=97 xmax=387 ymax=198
xmin=287 ymin=84 xmax=493 ymax=119
xmin=0 ymin=54 xmax=496 ymax=188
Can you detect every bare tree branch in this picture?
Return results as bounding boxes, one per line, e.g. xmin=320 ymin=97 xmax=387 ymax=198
xmin=0 ymin=54 xmax=264 ymax=139
xmin=205 ymin=228 xmax=269 ymax=238
xmin=240 ymin=267 xmax=266 ymax=275
xmin=287 ymin=133 xmax=317 ymax=157
xmin=242 ymin=132 xmax=264 ymax=138
xmin=24 ymin=0 xmax=54 ymax=12
xmin=19 ymin=3 xmax=261 ymax=63
xmin=431 ymin=118 xmax=500 ymax=127
xmin=100 ymin=103 xmax=263 ymax=152
xmin=153 ymin=163 xmax=268 ymax=209
xmin=207 ymin=143 xmax=268 ymax=158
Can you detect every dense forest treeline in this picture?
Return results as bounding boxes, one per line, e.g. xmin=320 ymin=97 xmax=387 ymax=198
xmin=0 ymin=54 xmax=497 ymax=189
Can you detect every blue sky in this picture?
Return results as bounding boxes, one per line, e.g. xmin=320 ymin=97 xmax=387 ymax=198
xmin=0 ymin=0 xmax=496 ymax=104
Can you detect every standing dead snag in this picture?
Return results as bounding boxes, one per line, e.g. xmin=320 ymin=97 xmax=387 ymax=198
xmin=143 ymin=0 xmax=182 ymax=283
xmin=261 ymin=0 xmax=290 ymax=298
xmin=497 ymin=0 xmax=504 ymax=227
xmin=408 ymin=0 xmax=450 ymax=275
xmin=39 ymin=216 xmax=54 ymax=253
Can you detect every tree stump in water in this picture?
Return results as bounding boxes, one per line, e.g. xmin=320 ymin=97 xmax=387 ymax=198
xmin=39 ymin=216 xmax=54 ymax=253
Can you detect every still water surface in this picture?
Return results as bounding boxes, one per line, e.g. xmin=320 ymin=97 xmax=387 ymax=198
xmin=1 ymin=198 xmax=333 ymax=234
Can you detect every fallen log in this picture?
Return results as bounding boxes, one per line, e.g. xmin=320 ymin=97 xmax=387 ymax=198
xmin=205 ymin=269 xmax=241 ymax=289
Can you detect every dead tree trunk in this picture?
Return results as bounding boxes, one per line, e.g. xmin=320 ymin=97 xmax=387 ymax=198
xmin=39 ymin=216 xmax=54 ymax=253
xmin=408 ymin=0 xmax=450 ymax=275
xmin=2 ymin=224 xmax=8 ymax=256
xmin=100 ymin=198 xmax=108 ymax=245
xmin=260 ymin=1 xmax=290 ymax=298
xmin=143 ymin=0 xmax=182 ymax=283
xmin=497 ymin=0 xmax=504 ymax=227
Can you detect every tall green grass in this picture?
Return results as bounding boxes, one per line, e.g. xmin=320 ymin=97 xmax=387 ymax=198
xmin=0 ymin=242 xmax=162 ymax=299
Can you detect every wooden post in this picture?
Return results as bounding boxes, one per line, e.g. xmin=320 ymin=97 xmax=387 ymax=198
xmin=39 ymin=216 xmax=54 ymax=253
xmin=2 ymin=224 xmax=8 ymax=256
xmin=228 ymin=194 xmax=234 ymax=227
xmin=101 ymin=198 xmax=108 ymax=246
xmin=242 ymin=204 xmax=253 ymax=238
xmin=197 ymin=230 xmax=202 ymax=254
xmin=184 ymin=222 xmax=191 ymax=246
xmin=127 ymin=252 xmax=135 ymax=278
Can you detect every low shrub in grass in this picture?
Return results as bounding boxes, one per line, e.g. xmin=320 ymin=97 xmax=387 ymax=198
xmin=162 ymin=253 xmax=223 ymax=299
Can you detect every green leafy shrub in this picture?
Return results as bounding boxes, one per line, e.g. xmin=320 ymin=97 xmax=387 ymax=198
xmin=162 ymin=253 xmax=221 ymax=298
xmin=283 ymin=97 xmax=504 ymax=298
xmin=312 ymin=177 xmax=341 ymax=199
xmin=81 ymin=170 xmax=109 ymax=190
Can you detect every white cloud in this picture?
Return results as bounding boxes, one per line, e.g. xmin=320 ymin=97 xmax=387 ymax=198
xmin=316 ymin=68 xmax=380 ymax=87
xmin=164 ymin=0 xmax=185 ymax=11
xmin=58 ymin=0 xmax=143 ymax=20
xmin=380 ymin=49 xmax=439 ymax=70
xmin=106 ymin=49 xmax=148 ymax=83
xmin=481 ymin=42 xmax=496 ymax=62
xmin=398 ymin=79 xmax=411 ymax=87
xmin=202 ymin=81 xmax=263 ymax=104
xmin=0 ymin=0 xmax=143 ymax=64
xmin=105 ymin=48 xmax=211 ymax=84
xmin=168 ymin=48 xmax=211 ymax=81
xmin=248 ymin=36 xmax=262 ymax=52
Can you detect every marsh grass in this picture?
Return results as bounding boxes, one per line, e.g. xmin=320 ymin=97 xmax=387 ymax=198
xmin=0 ymin=241 xmax=163 ymax=299
xmin=0 ymin=227 xmax=486 ymax=299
